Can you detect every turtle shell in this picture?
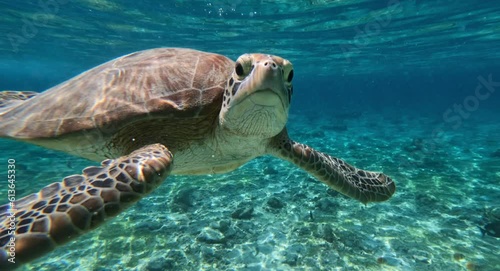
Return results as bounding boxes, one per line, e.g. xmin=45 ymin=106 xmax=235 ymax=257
xmin=0 ymin=48 xmax=234 ymax=157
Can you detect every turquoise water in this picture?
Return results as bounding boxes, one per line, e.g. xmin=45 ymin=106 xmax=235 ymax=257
xmin=1 ymin=0 xmax=500 ymax=270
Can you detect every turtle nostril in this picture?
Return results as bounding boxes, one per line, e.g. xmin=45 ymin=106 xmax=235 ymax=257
xmin=264 ymin=61 xmax=278 ymax=69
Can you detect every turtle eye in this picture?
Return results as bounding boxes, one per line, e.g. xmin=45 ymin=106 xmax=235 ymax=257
xmin=287 ymin=70 xmax=294 ymax=82
xmin=235 ymin=62 xmax=244 ymax=76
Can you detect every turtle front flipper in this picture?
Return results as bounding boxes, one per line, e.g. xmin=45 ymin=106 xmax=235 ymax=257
xmin=269 ymin=130 xmax=395 ymax=204
xmin=0 ymin=144 xmax=173 ymax=269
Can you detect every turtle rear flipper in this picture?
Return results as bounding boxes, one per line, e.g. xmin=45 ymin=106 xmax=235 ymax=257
xmin=269 ymin=130 xmax=395 ymax=204
xmin=0 ymin=91 xmax=38 ymax=113
xmin=0 ymin=144 xmax=173 ymax=269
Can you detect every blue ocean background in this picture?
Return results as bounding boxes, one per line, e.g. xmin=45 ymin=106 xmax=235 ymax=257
xmin=1 ymin=0 xmax=499 ymax=270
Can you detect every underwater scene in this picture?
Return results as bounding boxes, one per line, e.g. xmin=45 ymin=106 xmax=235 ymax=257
xmin=0 ymin=0 xmax=499 ymax=270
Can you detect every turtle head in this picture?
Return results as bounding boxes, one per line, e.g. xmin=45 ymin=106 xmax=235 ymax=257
xmin=219 ymin=53 xmax=294 ymax=138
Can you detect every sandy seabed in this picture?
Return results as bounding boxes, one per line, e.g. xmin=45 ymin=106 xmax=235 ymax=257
xmin=1 ymin=110 xmax=499 ymax=271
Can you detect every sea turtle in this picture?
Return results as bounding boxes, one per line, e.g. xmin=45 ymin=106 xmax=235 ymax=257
xmin=0 ymin=48 xmax=395 ymax=269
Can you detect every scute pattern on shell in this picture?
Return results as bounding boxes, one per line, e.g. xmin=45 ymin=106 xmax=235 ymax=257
xmin=0 ymin=48 xmax=234 ymax=139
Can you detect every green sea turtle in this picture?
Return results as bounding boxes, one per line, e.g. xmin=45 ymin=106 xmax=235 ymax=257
xmin=0 ymin=48 xmax=395 ymax=269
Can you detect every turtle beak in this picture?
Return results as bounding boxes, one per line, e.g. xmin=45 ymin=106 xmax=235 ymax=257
xmin=237 ymin=57 xmax=288 ymax=108
xmin=218 ymin=53 xmax=292 ymax=138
